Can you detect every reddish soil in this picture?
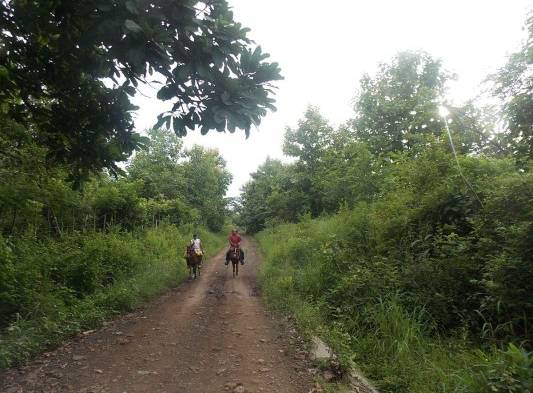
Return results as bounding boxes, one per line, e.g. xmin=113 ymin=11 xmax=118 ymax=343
xmin=1 ymin=238 xmax=318 ymax=393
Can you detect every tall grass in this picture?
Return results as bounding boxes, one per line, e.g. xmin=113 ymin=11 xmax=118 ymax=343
xmin=256 ymin=216 xmax=533 ymax=392
xmin=0 ymin=224 xmax=226 ymax=369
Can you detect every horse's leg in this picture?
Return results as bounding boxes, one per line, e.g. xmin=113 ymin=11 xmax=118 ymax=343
xmin=198 ymin=257 xmax=202 ymax=276
xmin=236 ymin=260 xmax=239 ymax=276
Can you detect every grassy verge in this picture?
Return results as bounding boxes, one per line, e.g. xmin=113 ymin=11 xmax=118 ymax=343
xmin=0 ymin=224 xmax=226 ymax=369
xmin=256 ymin=217 xmax=532 ymax=393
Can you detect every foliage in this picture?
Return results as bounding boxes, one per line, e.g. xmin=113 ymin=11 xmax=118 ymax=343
xmin=245 ymin=46 xmax=533 ymax=392
xmin=253 ymin=141 xmax=533 ymax=346
xmin=0 ymin=0 xmax=282 ymax=179
xmin=127 ymin=128 xmax=231 ymax=230
xmin=283 ymin=106 xmax=334 ymax=216
xmin=283 ymin=106 xmax=333 ymax=170
xmin=0 ymin=127 xmax=230 ymax=235
xmin=256 ymin=164 xmax=533 ymax=391
xmin=316 ymin=130 xmax=381 ymax=211
xmin=351 ymin=51 xmax=499 ymax=158
xmin=0 ymin=225 xmax=227 ymax=368
xmin=181 ymin=145 xmax=232 ymax=231
xmin=491 ymin=13 xmax=533 ymax=166
xmin=238 ymin=52 xmax=504 ymax=233
xmin=128 ymin=128 xmax=186 ymax=200
xmin=0 ymin=126 xmax=231 ymax=368
xmin=352 ymin=51 xmax=450 ymax=155
xmin=237 ymin=158 xmax=304 ymax=232
xmin=474 ymin=344 xmax=533 ymax=393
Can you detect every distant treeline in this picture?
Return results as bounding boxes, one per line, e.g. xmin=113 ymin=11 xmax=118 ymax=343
xmin=238 ymin=48 xmax=531 ymax=232
xmin=1 ymin=127 xmax=231 ymax=236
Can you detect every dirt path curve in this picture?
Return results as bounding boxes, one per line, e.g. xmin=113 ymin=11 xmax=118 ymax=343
xmin=1 ymin=238 xmax=317 ymax=393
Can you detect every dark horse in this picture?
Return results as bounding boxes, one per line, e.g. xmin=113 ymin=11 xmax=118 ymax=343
xmin=186 ymin=245 xmax=202 ymax=279
xmin=228 ymin=246 xmax=240 ymax=277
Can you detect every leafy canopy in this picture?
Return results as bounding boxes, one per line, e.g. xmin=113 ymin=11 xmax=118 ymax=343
xmin=352 ymin=51 xmax=450 ymax=155
xmin=491 ymin=14 xmax=533 ymax=165
xmin=0 ymin=0 xmax=282 ymax=179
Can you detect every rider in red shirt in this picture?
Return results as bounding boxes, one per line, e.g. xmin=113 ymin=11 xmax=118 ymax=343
xmin=229 ymin=230 xmax=241 ymax=247
xmin=226 ymin=229 xmax=245 ymax=265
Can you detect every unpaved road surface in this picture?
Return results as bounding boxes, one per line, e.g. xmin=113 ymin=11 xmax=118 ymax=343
xmin=1 ymin=238 xmax=317 ymax=393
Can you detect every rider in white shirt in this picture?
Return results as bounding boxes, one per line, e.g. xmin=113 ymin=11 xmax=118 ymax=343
xmin=191 ymin=233 xmax=203 ymax=254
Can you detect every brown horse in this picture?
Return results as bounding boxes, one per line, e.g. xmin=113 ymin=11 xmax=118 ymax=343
xmin=186 ymin=245 xmax=202 ymax=279
xmin=228 ymin=246 xmax=240 ymax=277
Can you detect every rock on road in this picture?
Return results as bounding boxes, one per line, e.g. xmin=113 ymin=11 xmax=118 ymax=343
xmin=1 ymin=238 xmax=317 ymax=393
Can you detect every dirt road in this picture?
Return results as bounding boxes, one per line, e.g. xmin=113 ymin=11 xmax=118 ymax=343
xmin=1 ymin=238 xmax=317 ymax=393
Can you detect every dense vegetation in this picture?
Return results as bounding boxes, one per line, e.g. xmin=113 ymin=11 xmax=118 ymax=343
xmin=1 ymin=0 xmax=532 ymax=390
xmin=0 ymin=126 xmax=232 ymax=368
xmin=0 ymin=0 xmax=282 ymax=369
xmin=240 ymin=18 xmax=533 ymax=393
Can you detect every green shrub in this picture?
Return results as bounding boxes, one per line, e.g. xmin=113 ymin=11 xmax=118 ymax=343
xmin=0 ymin=224 xmax=226 ymax=369
xmin=256 ymin=155 xmax=533 ymax=391
xmin=472 ymin=344 xmax=533 ymax=393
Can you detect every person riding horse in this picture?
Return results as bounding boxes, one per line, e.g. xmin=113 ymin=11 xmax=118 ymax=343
xmin=225 ymin=229 xmax=244 ymax=265
xmin=185 ymin=233 xmax=203 ymax=278
xmin=190 ymin=233 xmax=203 ymax=257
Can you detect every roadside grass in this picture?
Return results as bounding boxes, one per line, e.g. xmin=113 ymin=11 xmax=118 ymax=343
xmin=256 ymin=217 xmax=533 ymax=393
xmin=0 ymin=224 xmax=226 ymax=369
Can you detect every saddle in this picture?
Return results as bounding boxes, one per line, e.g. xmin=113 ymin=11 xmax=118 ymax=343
xmin=185 ymin=246 xmax=202 ymax=257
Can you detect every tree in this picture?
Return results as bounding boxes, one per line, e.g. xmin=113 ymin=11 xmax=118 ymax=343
xmin=316 ymin=128 xmax=380 ymax=211
xmin=127 ymin=128 xmax=186 ymax=200
xmin=182 ymin=145 xmax=232 ymax=231
xmin=491 ymin=14 xmax=533 ymax=166
xmin=352 ymin=51 xmax=499 ymax=159
xmin=445 ymin=102 xmax=504 ymax=156
xmin=0 ymin=116 xmax=77 ymax=236
xmin=283 ymin=106 xmax=333 ymax=216
xmin=352 ymin=51 xmax=450 ymax=155
xmin=0 ymin=0 xmax=282 ymax=180
xmin=127 ymin=130 xmax=231 ymax=231
xmin=283 ymin=106 xmax=332 ymax=169
xmin=237 ymin=158 xmax=302 ymax=233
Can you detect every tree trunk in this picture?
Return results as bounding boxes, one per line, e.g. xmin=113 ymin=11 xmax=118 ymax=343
xmin=49 ymin=206 xmax=62 ymax=237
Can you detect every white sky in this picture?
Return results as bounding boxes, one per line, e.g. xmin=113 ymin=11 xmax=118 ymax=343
xmin=132 ymin=0 xmax=532 ymax=197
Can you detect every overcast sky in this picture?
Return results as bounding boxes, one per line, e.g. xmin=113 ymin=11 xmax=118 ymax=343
xmin=132 ymin=0 xmax=532 ymax=197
